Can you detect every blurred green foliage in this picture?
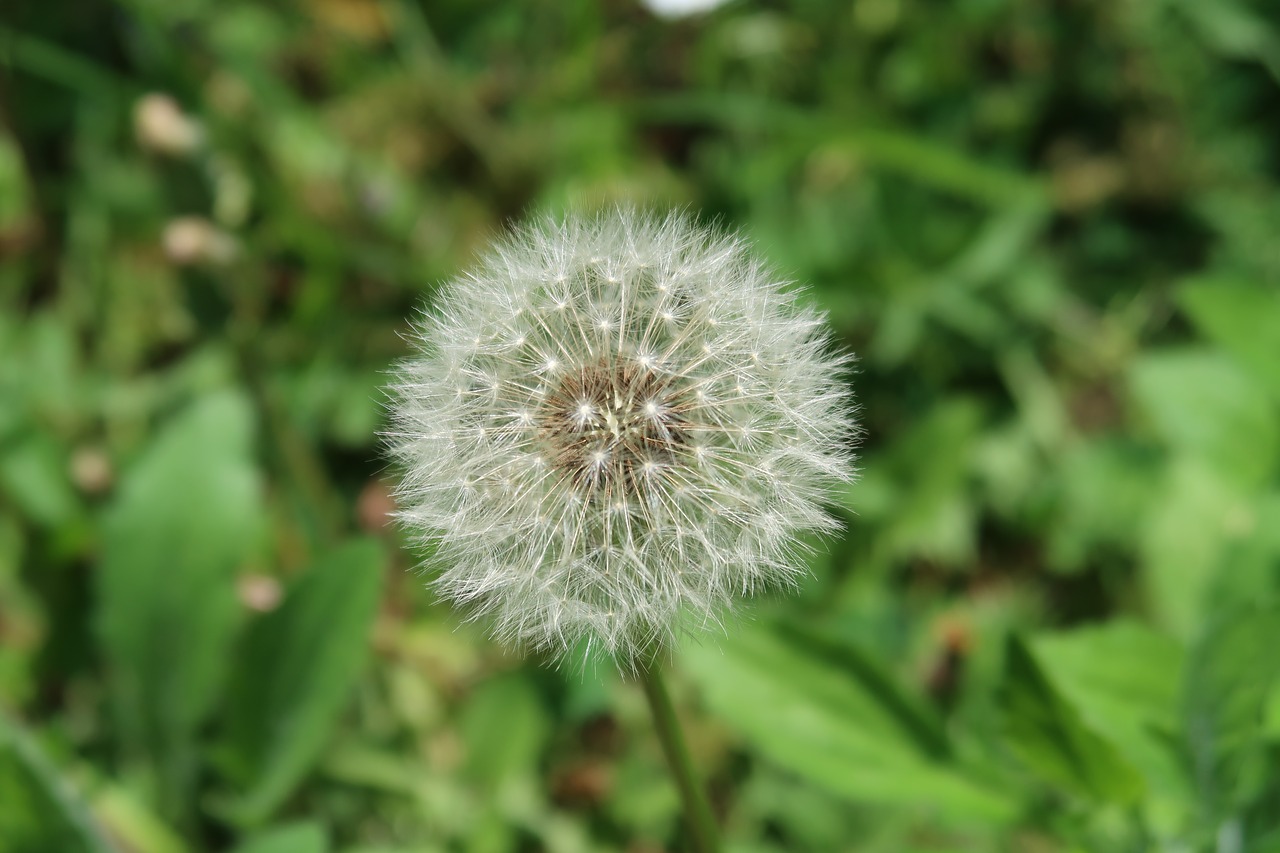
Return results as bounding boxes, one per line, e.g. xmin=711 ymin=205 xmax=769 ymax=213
xmin=2 ymin=0 xmax=1280 ymax=850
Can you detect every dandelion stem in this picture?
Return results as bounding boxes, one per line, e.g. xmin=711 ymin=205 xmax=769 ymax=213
xmin=638 ymin=658 xmax=720 ymax=853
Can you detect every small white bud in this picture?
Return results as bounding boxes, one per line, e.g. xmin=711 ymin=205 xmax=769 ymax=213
xmin=162 ymin=216 xmax=239 ymax=266
xmin=133 ymin=94 xmax=203 ymax=157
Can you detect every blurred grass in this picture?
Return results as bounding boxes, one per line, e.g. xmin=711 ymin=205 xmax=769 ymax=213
xmin=2 ymin=0 xmax=1280 ymax=851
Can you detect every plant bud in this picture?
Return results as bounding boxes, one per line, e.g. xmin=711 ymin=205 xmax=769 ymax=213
xmin=133 ymin=94 xmax=203 ymax=157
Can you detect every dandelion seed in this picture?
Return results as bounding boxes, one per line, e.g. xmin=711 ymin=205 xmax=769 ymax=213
xmin=387 ymin=207 xmax=858 ymax=664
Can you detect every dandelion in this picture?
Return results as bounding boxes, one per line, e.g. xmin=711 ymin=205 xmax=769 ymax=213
xmin=389 ymin=207 xmax=856 ymax=851
xmin=388 ymin=207 xmax=857 ymax=664
xmin=162 ymin=216 xmax=239 ymax=267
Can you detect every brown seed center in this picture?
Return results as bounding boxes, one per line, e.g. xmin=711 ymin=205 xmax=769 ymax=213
xmin=537 ymin=361 xmax=688 ymax=495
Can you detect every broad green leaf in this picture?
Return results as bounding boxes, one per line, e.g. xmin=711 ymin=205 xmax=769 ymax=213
xmin=1141 ymin=458 xmax=1253 ymax=637
xmin=1030 ymin=622 xmax=1186 ymax=796
xmin=228 ymin=823 xmax=328 ymax=853
xmin=1184 ymin=606 xmax=1280 ymax=824
xmin=998 ymin=636 xmax=1144 ymax=804
xmin=96 ymin=392 xmax=263 ymax=820
xmin=1129 ymin=348 xmax=1278 ymax=491
xmin=219 ymin=539 xmax=385 ymax=824
xmin=459 ymin=672 xmax=551 ymax=786
xmin=682 ymin=620 xmax=1018 ymax=824
xmin=1178 ymin=277 xmax=1280 ymax=400
xmin=0 ymin=717 xmax=114 ymax=853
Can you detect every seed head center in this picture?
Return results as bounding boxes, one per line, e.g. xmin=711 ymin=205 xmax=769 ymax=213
xmin=537 ymin=360 xmax=687 ymax=494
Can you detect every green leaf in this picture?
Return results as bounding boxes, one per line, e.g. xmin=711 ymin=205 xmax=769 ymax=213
xmin=90 ymin=782 xmax=186 ymax=853
xmin=95 ymin=392 xmax=264 ymax=821
xmin=1129 ymin=348 xmax=1278 ymax=491
xmin=631 ymin=94 xmax=1047 ymax=209
xmin=219 ymin=538 xmax=385 ymax=824
xmin=682 ymin=620 xmax=1018 ymax=824
xmin=459 ymin=672 xmax=551 ymax=786
xmin=836 ymin=128 xmax=1048 ymax=208
xmin=1029 ymin=622 xmax=1186 ymax=797
xmin=0 ymin=717 xmax=114 ymax=853
xmin=998 ymin=636 xmax=1144 ymax=804
xmin=0 ymin=431 xmax=79 ymax=527
xmin=0 ymin=132 xmax=32 ymax=228
xmin=1170 ymin=0 xmax=1280 ymax=66
xmin=1140 ymin=458 xmax=1253 ymax=638
xmin=228 ymin=823 xmax=328 ymax=853
xmin=1184 ymin=606 xmax=1280 ymax=823
xmin=852 ymin=399 xmax=985 ymax=567
xmin=1216 ymin=492 xmax=1280 ymax=613
xmin=1178 ymin=277 xmax=1280 ymax=401
xmin=1046 ymin=439 xmax=1160 ymax=573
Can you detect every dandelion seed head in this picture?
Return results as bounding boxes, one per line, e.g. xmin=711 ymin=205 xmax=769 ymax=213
xmin=388 ymin=207 xmax=858 ymax=664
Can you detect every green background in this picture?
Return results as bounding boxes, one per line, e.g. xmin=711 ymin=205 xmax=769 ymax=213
xmin=3 ymin=0 xmax=1280 ymax=850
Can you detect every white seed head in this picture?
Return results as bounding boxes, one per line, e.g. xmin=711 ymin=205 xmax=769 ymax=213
xmin=387 ymin=208 xmax=858 ymax=664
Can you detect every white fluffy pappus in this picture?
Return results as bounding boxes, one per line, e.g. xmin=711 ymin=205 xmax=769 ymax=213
xmin=387 ymin=208 xmax=858 ymax=664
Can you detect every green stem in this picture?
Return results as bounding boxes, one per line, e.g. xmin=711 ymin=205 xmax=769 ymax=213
xmin=638 ymin=658 xmax=720 ymax=853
